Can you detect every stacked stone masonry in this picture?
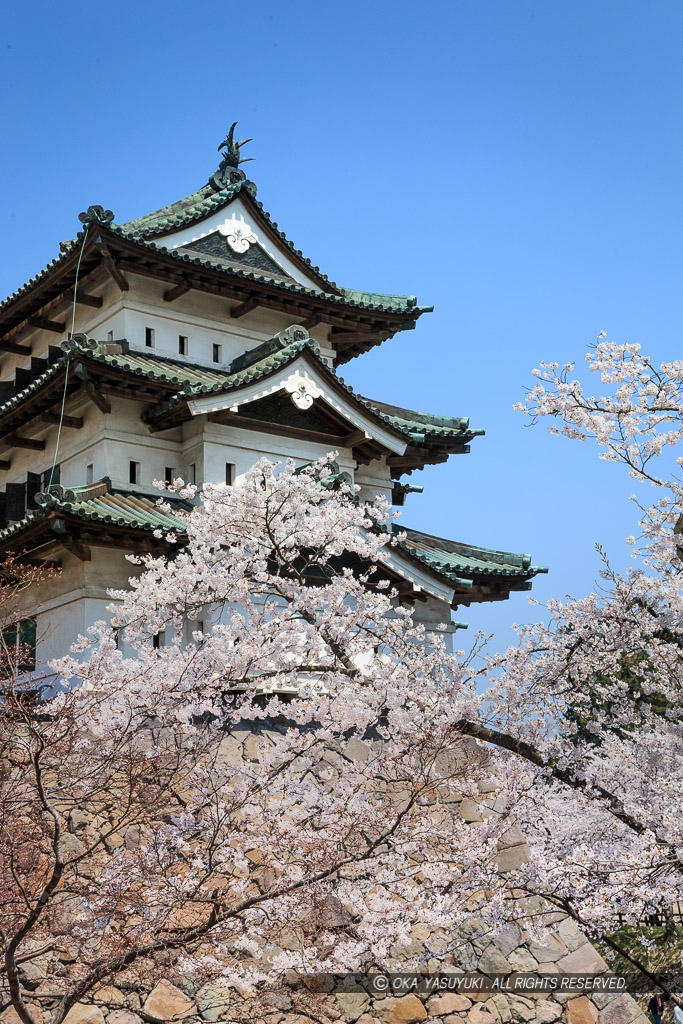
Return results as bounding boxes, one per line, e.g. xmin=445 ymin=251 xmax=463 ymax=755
xmin=0 ymin=727 xmax=648 ymax=1024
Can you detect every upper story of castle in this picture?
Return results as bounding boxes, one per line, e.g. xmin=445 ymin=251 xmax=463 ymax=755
xmin=0 ymin=125 xmax=546 ymax=611
xmin=0 ymin=124 xmax=430 ymax=377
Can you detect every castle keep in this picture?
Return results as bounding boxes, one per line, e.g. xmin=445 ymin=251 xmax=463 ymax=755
xmin=0 ymin=127 xmax=545 ymax=663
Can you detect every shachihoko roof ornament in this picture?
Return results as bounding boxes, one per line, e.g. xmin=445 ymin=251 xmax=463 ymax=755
xmin=211 ymin=122 xmax=253 ymax=191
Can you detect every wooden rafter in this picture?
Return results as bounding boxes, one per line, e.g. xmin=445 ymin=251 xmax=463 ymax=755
xmin=67 ymin=290 xmax=103 ymax=309
xmin=341 ymin=429 xmax=368 ymax=447
xmin=111 ymin=245 xmax=409 ymax=335
xmin=164 ymin=280 xmax=191 ymax=303
xmin=209 ymin=410 xmax=345 ymax=447
xmin=300 ymin=314 xmax=323 ymax=330
xmin=93 ymin=235 xmax=129 ymax=292
xmin=27 ymin=315 xmax=65 ymax=334
xmin=387 ymin=451 xmax=449 ymax=470
xmin=5 ymin=434 xmax=45 ymax=451
xmin=41 ymin=412 xmax=84 ymax=429
xmin=72 ymin=362 xmax=112 ymax=414
xmin=331 ymin=328 xmax=390 ymax=348
xmin=230 ymin=297 xmax=259 ymax=319
xmin=83 ymin=382 xmax=111 ymax=414
xmin=0 ymin=340 xmax=31 ymax=356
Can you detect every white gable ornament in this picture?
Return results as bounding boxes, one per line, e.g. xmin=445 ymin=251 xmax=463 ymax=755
xmin=217 ymin=214 xmax=257 ymax=254
xmin=283 ymin=372 xmax=323 ymax=411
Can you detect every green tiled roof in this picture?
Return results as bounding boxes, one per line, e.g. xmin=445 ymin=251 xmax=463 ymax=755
xmin=119 ymin=182 xmax=247 ymax=239
xmin=0 ymin=484 xmax=544 ymax=601
xmin=0 ymin=244 xmax=77 ymax=316
xmin=340 ymin=289 xmax=418 ymax=312
xmin=0 ymin=336 xmax=481 ymax=461
xmin=108 ymin=224 xmax=430 ymax=317
xmin=138 ymin=338 xmax=481 ymax=447
xmin=0 ymin=186 xmax=429 ymax=359
xmin=0 ymin=331 xmax=483 ymax=452
xmin=0 ymin=343 xmax=247 ymax=429
xmin=0 ymin=337 xmax=483 ymax=477
xmin=394 ymin=524 xmax=549 ymax=581
xmin=93 ymin=348 xmax=237 ymax=389
xmin=367 ymin=399 xmax=486 ymax=441
xmin=139 ymin=336 xmax=319 ymax=422
xmin=0 ymin=485 xmax=185 ymax=544
xmin=114 ymin=179 xmax=427 ymax=315
xmin=0 ymin=225 xmax=427 ymax=339
xmin=118 ymin=178 xmax=336 ymax=292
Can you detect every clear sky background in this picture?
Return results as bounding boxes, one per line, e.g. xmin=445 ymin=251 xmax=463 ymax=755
xmin=1 ymin=1 xmax=681 ymax=645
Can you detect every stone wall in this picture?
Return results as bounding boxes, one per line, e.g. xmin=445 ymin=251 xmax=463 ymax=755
xmin=1 ymin=726 xmax=651 ymax=1024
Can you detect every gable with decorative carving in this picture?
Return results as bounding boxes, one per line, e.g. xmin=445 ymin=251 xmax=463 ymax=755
xmin=183 ymin=230 xmax=293 ymax=280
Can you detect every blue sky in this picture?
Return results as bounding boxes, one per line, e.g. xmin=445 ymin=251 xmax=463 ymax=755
xmin=1 ymin=1 xmax=681 ymax=644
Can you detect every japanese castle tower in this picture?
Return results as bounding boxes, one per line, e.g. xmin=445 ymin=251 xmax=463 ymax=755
xmin=0 ymin=127 xmax=546 ymax=666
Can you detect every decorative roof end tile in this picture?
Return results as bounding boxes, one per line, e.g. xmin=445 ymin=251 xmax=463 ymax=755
xmin=78 ymin=205 xmax=115 ymax=227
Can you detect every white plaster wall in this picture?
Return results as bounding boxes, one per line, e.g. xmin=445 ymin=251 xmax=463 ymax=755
xmin=411 ymin=594 xmax=460 ymax=654
xmin=0 ymin=402 xmax=184 ymax=494
xmin=355 ymin=461 xmax=395 ymax=505
xmin=198 ymin=420 xmax=355 ymax=487
xmin=109 ymin=283 xmax=334 ymax=366
xmin=0 ymin=272 xmax=335 ymax=390
xmin=25 ymin=547 xmax=142 ymax=666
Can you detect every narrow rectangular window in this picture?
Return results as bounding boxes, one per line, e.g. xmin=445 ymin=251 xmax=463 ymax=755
xmin=188 ymin=463 xmax=196 ymax=485
xmin=27 ymin=472 xmax=41 ymax=510
xmin=225 ymin=463 xmax=235 ymax=486
xmin=152 ymin=633 xmax=161 ymax=649
xmin=164 ymin=466 xmax=175 ymax=486
xmin=145 ymin=327 xmax=155 ymax=348
xmin=178 ymin=335 xmax=188 ymax=356
xmin=2 ymin=617 xmax=37 ymax=673
xmin=197 ymin=620 xmax=204 ymax=634
xmin=212 ymin=343 xmax=222 ymax=363
xmin=42 ymin=464 xmax=60 ymax=490
xmin=18 ymin=617 xmax=36 ymax=672
xmin=129 ymin=460 xmax=140 ymax=485
xmin=86 ymin=463 xmax=94 ymax=484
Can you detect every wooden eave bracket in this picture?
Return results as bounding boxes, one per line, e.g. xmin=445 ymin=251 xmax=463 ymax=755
xmin=300 ymin=314 xmax=324 ymax=330
xmin=164 ymin=279 xmax=191 ymax=303
xmin=93 ymin=234 xmax=129 ymax=292
xmin=65 ymin=539 xmax=91 ymax=561
xmin=72 ymin=363 xmax=112 ymax=414
xmin=330 ymin=329 xmax=383 ymax=348
xmin=230 ymin=296 xmax=259 ymax=319
xmin=27 ymin=316 xmax=65 ymax=334
xmin=66 ymin=289 xmax=103 ymax=309
xmin=341 ymin=429 xmax=369 ymax=448
xmin=41 ymin=412 xmax=84 ymax=429
xmin=5 ymin=434 xmax=45 ymax=451
xmin=0 ymin=338 xmax=32 ymax=356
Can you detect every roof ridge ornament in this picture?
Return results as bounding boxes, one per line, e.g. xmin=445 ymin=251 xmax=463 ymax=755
xmin=78 ymin=206 xmax=114 ymax=227
xmin=228 ymin=325 xmax=312 ymax=374
xmin=61 ymin=333 xmax=128 ymax=357
xmin=210 ymin=122 xmax=254 ymax=191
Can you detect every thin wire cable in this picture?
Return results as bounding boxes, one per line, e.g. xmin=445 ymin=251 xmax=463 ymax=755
xmin=46 ymin=224 xmax=90 ymax=490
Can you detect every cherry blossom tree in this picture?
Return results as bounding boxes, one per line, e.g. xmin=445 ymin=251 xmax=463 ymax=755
xmin=492 ymin=340 xmax=683 ymax=986
xmin=3 ymin=335 xmax=683 ymax=1023
xmin=0 ymin=460 xmax=510 ymax=1024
